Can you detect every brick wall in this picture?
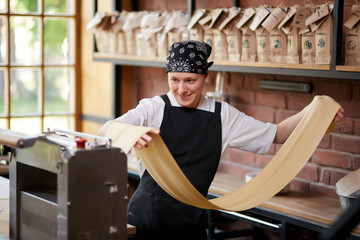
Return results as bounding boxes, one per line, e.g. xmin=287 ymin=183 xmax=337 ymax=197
xmin=132 ymin=0 xmax=360 ymax=199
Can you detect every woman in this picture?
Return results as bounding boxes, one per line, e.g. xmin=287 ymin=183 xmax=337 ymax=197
xmin=99 ymin=40 xmax=344 ymax=240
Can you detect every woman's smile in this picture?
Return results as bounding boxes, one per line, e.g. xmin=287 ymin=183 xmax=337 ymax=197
xmin=168 ymin=72 xmax=208 ymax=108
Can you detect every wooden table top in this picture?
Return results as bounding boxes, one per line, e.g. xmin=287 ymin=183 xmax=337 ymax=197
xmin=129 ymin=162 xmax=359 ymax=234
xmin=209 ymin=172 xmax=360 ymax=234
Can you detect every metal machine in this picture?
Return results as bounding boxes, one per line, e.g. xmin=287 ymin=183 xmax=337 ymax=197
xmin=0 ymin=128 xmax=128 ymax=240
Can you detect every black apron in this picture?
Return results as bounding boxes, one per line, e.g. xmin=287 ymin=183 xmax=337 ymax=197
xmin=128 ymin=94 xmax=222 ymax=240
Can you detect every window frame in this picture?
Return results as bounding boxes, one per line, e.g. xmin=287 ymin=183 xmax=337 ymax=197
xmin=0 ymin=0 xmax=81 ymax=132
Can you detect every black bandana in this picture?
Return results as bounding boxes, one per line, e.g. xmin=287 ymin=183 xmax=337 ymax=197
xmin=166 ymin=40 xmax=214 ymax=74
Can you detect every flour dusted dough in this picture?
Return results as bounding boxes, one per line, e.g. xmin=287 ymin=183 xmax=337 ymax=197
xmin=104 ymin=95 xmax=340 ymax=211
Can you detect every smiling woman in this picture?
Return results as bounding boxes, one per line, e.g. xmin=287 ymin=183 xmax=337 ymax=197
xmin=168 ymin=72 xmax=208 ymax=108
xmin=0 ymin=0 xmax=79 ymax=133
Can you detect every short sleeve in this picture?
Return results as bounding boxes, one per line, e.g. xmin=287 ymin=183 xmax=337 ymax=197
xmin=221 ymin=102 xmax=277 ymax=154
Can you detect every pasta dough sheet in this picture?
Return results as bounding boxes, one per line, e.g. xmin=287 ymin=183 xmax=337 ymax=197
xmin=105 ymin=95 xmax=340 ymax=211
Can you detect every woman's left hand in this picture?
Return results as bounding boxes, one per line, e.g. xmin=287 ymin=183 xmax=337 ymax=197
xmin=335 ymin=107 xmax=345 ymax=122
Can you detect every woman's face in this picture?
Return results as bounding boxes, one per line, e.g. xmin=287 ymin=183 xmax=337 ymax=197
xmin=168 ymin=72 xmax=208 ymax=108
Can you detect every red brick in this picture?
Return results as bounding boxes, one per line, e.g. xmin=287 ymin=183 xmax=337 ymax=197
xmin=243 ymin=74 xmax=260 ymax=91
xmin=138 ymin=0 xmax=188 ymax=11
xmin=355 ymin=120 xmax=360 ymax=136
xmin=197 ymin=0 xmax=233 ymax=8
xmin=320 ymin=168 xmax=351 ymax=185
xmin=255 ymin=92 xmax=286 ymax=109
xmin=352 ymin=81 xmax=360 ymax=100
xmin=224 ymin=75 xmax=245 ymax=97
xmin=332 ymin=134 xmax=360 ymax=154
xmin=318 ymin=134 xmax=331 ymax=149
xmin=153 ymin=76 xmax=170 ymax=93
xmin=311 ymin=149 xmax=352 ymax=169
xmin=338 ymin=100 xmax=360 ymax=118
xmin=275 ymin=109 xmax=299 ymax=123
xmin=296 ymin=163 xmax=319 ymax=182
xmin=352 ymin=155 xmax=360 ymax=170
xmin=334 ymin=118 xmax=354 ymax=135
xmin=238 ymin=0 xmax=303 ymax=8
xmin=316 ymin=80 xmax=352 ymax=100
xmin=309 ymin=183 xmax=338 ymax=200
xmin=231 ymin=90 xmax=255 ymax=105
xmin=287 ymin=94 xmax=314 ymax=111
xmin=241 ymin=105 xmax=275 ymax=122
xmin=217 ymin=160 xmax=245 ymax=177
xmin=227 ymin=73 xmax=244 ymax=86
xmin=221 ymin=148 xmax=255 ymax=166
xmin=254 ymin=154 xmax=272 ymax=168
xmin=136 ymin=67 xmax=163 ymax=79
xmin=137 ymin=76 xmax=153 ymax=92
xmin=266 ymin=144 xmax=276 ymax=155
xmin=166 ymin=1 xmax=188 ymax=11
xmin=290 ymin=178 xmax=310 ymax=193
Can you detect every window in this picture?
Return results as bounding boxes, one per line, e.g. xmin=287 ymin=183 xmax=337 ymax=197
xmin=0 ymin=0 xmax=79 ymax=134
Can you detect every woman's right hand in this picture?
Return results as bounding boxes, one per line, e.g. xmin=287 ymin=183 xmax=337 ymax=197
xmin=134 ymin=129 xmax=161 ymax=149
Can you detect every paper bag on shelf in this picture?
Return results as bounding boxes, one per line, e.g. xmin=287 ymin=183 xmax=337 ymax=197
xmin=155 ymin=11 xmax=171 ymax=58
xmin=198 ymin=9 xmax=220 ymax=61
xmin=209 ymin=8 xmax=229 ymax=61
xmin=240 ymin=24 xmax=257 ymax=62
xmin=123 ymin=11 xmax=146 ymax=55
xmin=112 ymin=11 xmax=128 ymax=54
xmin=278 ymin=6 xmax=301 ymax=64
xmin=344 ymin=5 xmax=360 ymax=66
xmin=314 ymin=14 xmax=332 ymax=64
xmin=87 ymin=13 xmax=115 ymax=53
xmin=236 ymin=8 xmax=257 ymax=62
xmin=165 ymin=11 xmax=188 ymax=49
xmin=301 ymin=4 xmax=332 ymax=64
xmin=137 ymin=11 xmax=168 ymax=58
xmin=255 ymin=26 xmax=271 ymax=63
xmin=301 ymin=31 xmax=316 ymax=64
xmin=187 ymin=9 xmax=207 ymax=42
xmin=220 ymin=7 xmax=242 ymax=62
xmin=270 ymin=28 xmax=287 ymax=63
xmin=263 ymin=7 xmax=288 ymax=63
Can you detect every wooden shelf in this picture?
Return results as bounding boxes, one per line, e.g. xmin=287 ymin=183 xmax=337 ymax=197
xmin=215 ymin=60 xmax=330 ymax=70
xmin=336 ymin=65 xmax=360 ymax=72
xmin=93 ymin=52 xmax=360 ymax=79
xmin=93 ymin=52 xmax=330 ymax=70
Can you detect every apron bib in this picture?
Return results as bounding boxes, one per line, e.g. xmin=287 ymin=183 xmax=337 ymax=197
xmin=128 ymin=94 xmax=222 ymax=240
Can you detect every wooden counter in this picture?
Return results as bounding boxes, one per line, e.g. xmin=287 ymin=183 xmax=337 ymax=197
xmin=209 ymin=172 xmax=360 ymax=235
xmin=129 ymin=161 xmax=360 ymax=238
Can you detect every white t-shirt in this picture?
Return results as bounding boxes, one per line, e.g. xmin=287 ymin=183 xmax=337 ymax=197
xmin=117 ymin=91 xmax=277 ymax=175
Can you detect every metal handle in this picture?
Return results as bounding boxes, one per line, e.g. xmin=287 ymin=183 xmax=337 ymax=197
xmin=50 ymin=128 xmax=111 ymax=145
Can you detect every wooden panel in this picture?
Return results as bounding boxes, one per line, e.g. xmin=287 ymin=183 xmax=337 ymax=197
xmin=82 ymin=120 xmax=103 ymax=135
xmin=121 ymin=66 xmax=135 ymax=115
xmin=81 ymin=0 xmax=114 ymax=125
